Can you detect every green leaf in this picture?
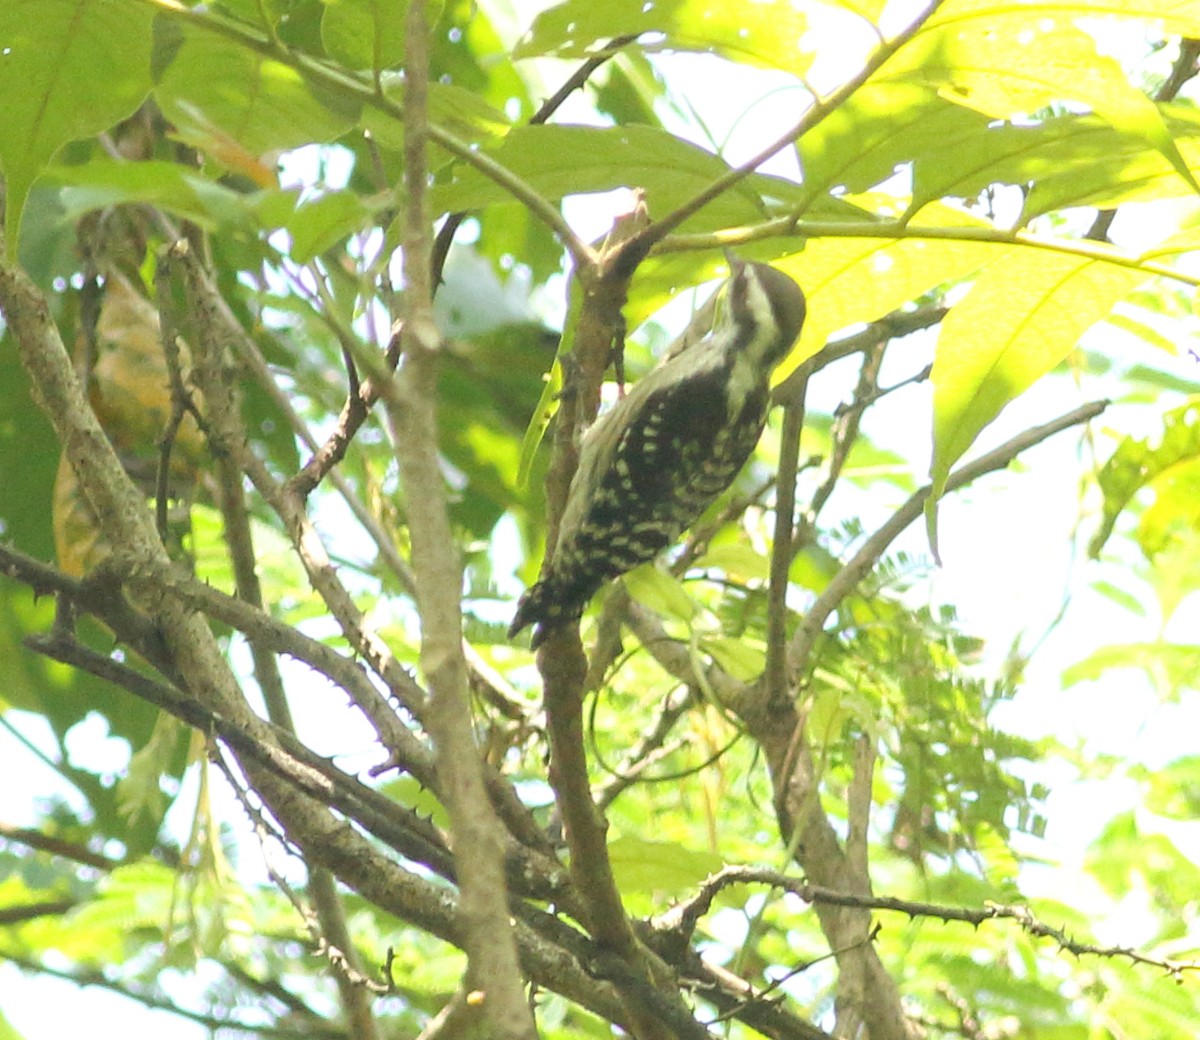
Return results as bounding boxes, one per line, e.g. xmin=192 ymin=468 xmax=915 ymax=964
xmin=900 ymin=16 xmax=1200 ymax=198
xmin=117 ymin=713 xmax=187 ymax=828
xmin=321 ymin=0 xmax=408 ymax=71
xmin=928 ymin=250 xmax=1142 ymax=554
xmin=974 ymin=821 xmax=1020 ymax=893
xmin=1090 ymin=579 xmax=1146 ymax=619
xmin=381 ymin=776 xmax=450 ymax=830
xmin=789 ymin=544 xmax=839 ymax=594
xmin=1104 ymin=308 xmax=1187 ymax=357
xmin=363 ymin=78 xmax=512 ymax=151
xmin=1062 ymin=642 xmax=1200 ymax=692
xmin=1022 ymin=107 xmax=1200 ymax=218
xmin=0 ymin=0 xmax=154 ymax=253
xmin=212 ymin=0 xmax=287 ymax=29
xmin=795 ymin=80 xmax=1186 ymax=222
xmin=592 ymin=48 xmax=667 ymax=127
xmin=843 ymin=434 xmax=916 ymax=491
xmin=691 ymin=543 xmax=770 ymax=582
xmin=58 ymin=860 xmax=178 ymax=960
xmin=619 ymin=251 xmax=734 ymax=343
xmin=154 ymin=31 xmax=360 ymax=167
xmin=1135 ymin=457 xmax=1200 ymax=559
xmin=912 ymin=113 xmax=1117 ymax=216
xmin=799 ymin=82 xmax=991 ymax=207
xmin=623 ymin=565 xmax=696 ymax=623
xmin=1145 ymin=755 xmax=1200 ymax=821
xmin=516 ymin=289 xmax=574 ymax=487
xmin=0 ymin=339 xmax=60 ymax=559
xmin=42 ymin=159 xmax=251 ymax=231
xmin=1089 ymin=401 xmax=1200 ymax=559
xmin=607 ymin=836 xmax=723 ymax=897
xmin=1086 ymin=810 xmax=1200 ymax=905
xmin=431 ymin=124 xmax=769 ymax=230
xmin=515 ymin=0 xmax=814 ymax=75
xmin=835 ymin=0 xmax=888 ymax=22
xmin=900 ymin=20 xmax=1128 ymax=123
xmin=924 ymin=0 xmax=1200 ymax=37
xmin=775 ymin=203 xmax=1003 ymax=382
xmin=287 ymin=190 xmax=380 ymax=263
xmin=1141 ymin=536 xmax=1200 ymax=625
xmin=0 ymin=1006 xmax=22 ymax=1040
xmin=701 ymin=636 xmax=766 ymax=681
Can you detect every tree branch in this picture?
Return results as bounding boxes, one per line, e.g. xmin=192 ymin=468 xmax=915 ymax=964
xmin=381 ymin=5 xmax=535 ymax=1036
xmin=663 ymin=218 xmax=1198 ymax=288
xmin=664 ymin=867 xmax=1200 ymax=982
xmin=625 ymin=0 xmax=947 ymax=255
xmin=0 ymin=823 xmax=117 ymax=872
xmin=134 ymin=0 xmax=594 ymax=269
xmin=788 ymin=400 xmax=1109 ymax=678
xmin=767 ymin=380 xmax=808 ymax=707
xmin=0 ymin=952 xmax=346 ymax=1039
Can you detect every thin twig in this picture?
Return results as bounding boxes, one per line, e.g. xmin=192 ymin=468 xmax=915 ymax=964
xmin=133 ymin=0 xmax=594 ymax=268
xmin=0 ymin=823 xmax=118 ymax=872
xmin=663 ymin=866 xmax=1200 ymax=981
xmin=210 ymin=753 xmax=392 ymax=996
xmin=0 ymin=952 xmax=345 ymax=1039
xmin=788 ymin=400 xmax=1108 ymax=678
xmin=594 ymin=686 xmax=694 ymax=810
xmin=430 ymin=34 xmax=636 ymax=285
xmin=766 ymin=380 xmax=808 ymax=707
xmin=808 ymin=341 xmax=885 ymax=522
xmin=25 ymin=629 xmax=460 ymax=880
xmin=624 ymin=0 xmax=946 ymax=257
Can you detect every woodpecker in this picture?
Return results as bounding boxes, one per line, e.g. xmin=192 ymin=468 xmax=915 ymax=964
xmin=509 ymin=259 xmax=807 ymax=648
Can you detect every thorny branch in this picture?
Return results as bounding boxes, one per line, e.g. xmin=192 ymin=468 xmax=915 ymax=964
xmin=210 ymin=754 xmax=392 ymax=996
xmin=662 ymin=867 xmax=1200 ymax=982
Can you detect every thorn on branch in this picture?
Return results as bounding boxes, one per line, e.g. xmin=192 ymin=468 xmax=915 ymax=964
xmin=655 ymin=866 xmax=1200 ymax=983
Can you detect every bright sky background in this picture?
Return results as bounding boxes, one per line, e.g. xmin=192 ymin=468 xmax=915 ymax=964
xmin=4 ymin=3 xmax=1200 ymax=1037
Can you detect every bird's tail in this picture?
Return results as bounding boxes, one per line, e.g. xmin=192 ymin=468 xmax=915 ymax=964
xmin=507 ymin=579 xmax=584 ymax=649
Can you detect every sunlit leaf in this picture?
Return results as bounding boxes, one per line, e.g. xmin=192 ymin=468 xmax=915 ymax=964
xmin=43 ymin=159 xmax=252 ymax=232
xmin=0 ymin=0 xmax=154 ymax=252
xmin=431 ymin=123 xmax=769 ymax=229
xmin=901 ymin=14 xmax=1200 ymax=197
xmin=155 ymin=31 xmax=360 ymax=166
xmin=775 ymin=203 xmax=1004 ymax=382
xmin=928 ymin=250 xmax=1142 ymax=553
xmin=515 ymin=0 xmax=815 ymax=74
xmin=799 ymin=82 xmax=991 ymax=206
xmin=607 ymin=836 xmax=723 ymax=896
xmin=1145 ymin=755 xmax=1200 ymax=821
xmin=1090 ymin=401 xmax=1200 ymax=558
xmin=1090 ymin=579 xmax=1146 ymax=618
xmin=1022 ymin=106 xmax=1200 ymax=218
xmin=1062 ymin=642 xmax=1200 ymax=692
xmin=623 ymin=565 xmax=696 ymax=622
